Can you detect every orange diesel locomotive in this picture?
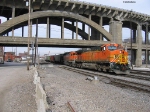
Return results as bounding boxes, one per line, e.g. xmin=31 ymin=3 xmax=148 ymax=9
xmin=64 ymin=51 xmax=77 ymax=66
xmin=64 ymin=43 xmax=130 ymax=74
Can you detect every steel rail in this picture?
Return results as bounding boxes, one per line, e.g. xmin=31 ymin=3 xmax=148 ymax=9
xmin=59 ymin=65 xmax=150 ymax=93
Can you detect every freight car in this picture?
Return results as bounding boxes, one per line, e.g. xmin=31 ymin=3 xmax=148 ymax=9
xmin=63 ymin=43 xmax=130 ymax=75
xmin=53 ymin=54 xmax=64 ymax=64
xmin=45 ymin=55 xmax=51 ymax=62
xmin=45 ymin=54 xmax=64 ymax=64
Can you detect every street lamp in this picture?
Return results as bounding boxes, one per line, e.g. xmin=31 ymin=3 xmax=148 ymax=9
xmin=130 ymin=10 xmax=133 ymax=69
xmin=27 ymin=0 xmax=31 ymax=70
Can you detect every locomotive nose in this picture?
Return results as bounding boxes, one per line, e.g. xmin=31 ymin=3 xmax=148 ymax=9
xmin=120 ymin=50 xmax=124 ymax=54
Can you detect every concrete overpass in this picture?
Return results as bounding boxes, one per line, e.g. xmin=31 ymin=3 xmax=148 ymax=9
xmin=0 ymin=0 xmax=150 ymax=66
xmin=1 ymin=36 xmax=150 ymax=50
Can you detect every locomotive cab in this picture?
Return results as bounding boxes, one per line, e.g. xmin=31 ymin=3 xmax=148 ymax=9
xmin=102 ymin=44 xmax=130 ymax=74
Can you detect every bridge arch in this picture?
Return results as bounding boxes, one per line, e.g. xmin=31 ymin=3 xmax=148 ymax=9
xmin=0 ymin=11 xmax=112 ymax=41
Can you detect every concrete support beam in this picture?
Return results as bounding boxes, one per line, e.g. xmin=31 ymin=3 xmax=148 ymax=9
xmin=82 ymin=23 xmax=85 ymax=32
xmin=109 ymin=19 xmax=123 ymax=44
xmin=7 ymin=18 xmax=9 ymax=36
xmin=76 ymin=21 xmax=78 ymax=39
xmin=61 ymin=18 xmax=64 ymax=39
xmin=135 ymin=24 xmax=142 ymax=67
xmin=133 ymin=29 xmax=136 ymax=43
xmin=12 ymin=7 xmax=15 ymax=37
xmin=91 ymin=28 xmax=100 ymax=40
xmin=145 ymin=24 xmax=149 ymax=44
xmin=99 ymin=16 xmax=103 ymax=41
xmin=72 ymin=21 xmax=74 ymax=39
xmin=88 ymin=15 xmax=91 ymax=40
xmin=22 ymin=26 xmax=24 ymax=37
xmin=47 ymin=17 xmax=49 ymax=38
xmin=82 ymin=23 xmax=85 ymax=40
xmin=145 ymin=23 xmax=149 ymax=67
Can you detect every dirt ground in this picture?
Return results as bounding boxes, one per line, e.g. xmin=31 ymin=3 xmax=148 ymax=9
xmin=0 ymin=66 xmax=37 ymax=112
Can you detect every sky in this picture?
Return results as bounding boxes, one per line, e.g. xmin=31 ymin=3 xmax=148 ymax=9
xmin=1 ymin=0 xmax=150 ymax=56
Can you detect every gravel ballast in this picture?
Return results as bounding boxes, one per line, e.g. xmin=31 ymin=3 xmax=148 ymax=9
xmin=38 ymin=65 xmax=150 ymax=112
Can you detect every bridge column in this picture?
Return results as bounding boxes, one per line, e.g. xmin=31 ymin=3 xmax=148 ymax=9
xmin=72 ymin=22 xmax=74 ymax=39
xmin=133 ymin=29 xmax=136 ymax=43
xmin=12 ymin=7 xmax=15 ymax=37
xmin=22 ymin=27 xmax=24 ymax=37
xmin=145 ymin=24 xmax=149 ymax=66
xmin=76 ymin=21 xmax=78 ymax=39
xmin=61 ymin=18 xmax=64 ymax=39
xmin=135 ymin=24 xmax=142 ymax=67
xmin=7 ymin=18 xmax=9 ymax=36
xmin=99 ymin=17 xmax=103 ymax=41
xmin=91 ymin=29 xmax=100 ymax=40
xmin=88 ymin=15 xmax=91 ymax=40
xmin=109 ymin=19 xmax=123 ymax=44
xmin=82 ymin=23 xmax=85 ymax=32
xmin=90 ymin=18 xmax=103 ymax=41
xmin=82 ymin=23 xmax=85 ymax=40
xmin=47 ymin=17 xmax=50 ymax=38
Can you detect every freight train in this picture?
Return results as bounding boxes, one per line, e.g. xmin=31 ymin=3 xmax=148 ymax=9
xmin=45 ymin=43 xmax=130 ymax=74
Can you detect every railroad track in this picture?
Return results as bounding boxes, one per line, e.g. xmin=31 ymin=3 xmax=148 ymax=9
xmin=121 ymin=69 xmax=150 ymax=81
xmin=59 ymin=65 xmax=150 ymax=93
xmin=130 ymin=69 xmax=150 ymax=76
xmin=124 ymin=73 xmax=150 ymax=81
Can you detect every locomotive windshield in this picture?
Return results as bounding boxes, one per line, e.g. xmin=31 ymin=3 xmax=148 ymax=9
xmin=108 ymin=46 xmax=117 ymax=51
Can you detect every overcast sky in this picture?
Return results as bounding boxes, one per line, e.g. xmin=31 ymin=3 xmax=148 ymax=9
xmin=1 ymin=0 xmax=150 ymax=56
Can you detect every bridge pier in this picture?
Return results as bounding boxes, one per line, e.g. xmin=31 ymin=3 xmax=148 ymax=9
xmin=88 ymin=15 xmax=91 ymax=40
xmin=135 ymin=24 xmax=142 ymax=67
xmin=144 ymin=26 xmax=149 ymax=66
xmin=109 ymin=19 xmax=123 ymax=44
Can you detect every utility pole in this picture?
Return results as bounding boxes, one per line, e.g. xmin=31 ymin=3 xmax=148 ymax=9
xmin=34 ymin=19 xmax=38 ymax=67
xmin=27 ymin=0 xmax=31 ymax=70
xmin=31 ymin=42 xmax=34 ymax=65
